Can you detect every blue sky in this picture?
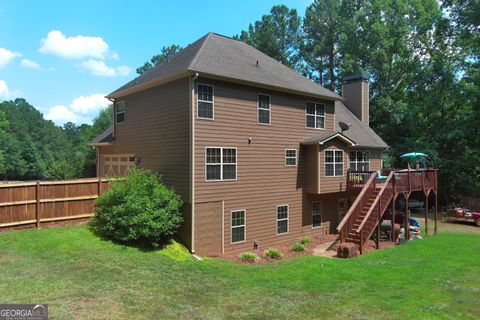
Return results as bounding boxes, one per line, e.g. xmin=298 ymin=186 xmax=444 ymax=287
xmin=0 ymin=0 xmax=310 ymax=125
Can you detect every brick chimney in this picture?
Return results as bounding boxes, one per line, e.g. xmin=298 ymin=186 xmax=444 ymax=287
xmin=342 ymin=73 xmax=369 ymax=126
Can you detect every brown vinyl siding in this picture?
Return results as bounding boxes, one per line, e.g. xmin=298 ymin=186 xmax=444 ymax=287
xmin=193 ymin=78 xmax=337 ymax=254
xmin=97 ymin=77 xmax=192 ymax=248
xmin=302 ymin=144 xmax=319 ymax=194
xmin=318 ymin=140 xmax=349 ymax=194
xmin=303 ymin=192 xmax=350 ymax=233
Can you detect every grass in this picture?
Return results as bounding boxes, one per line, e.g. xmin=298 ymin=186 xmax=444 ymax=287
xmin=0 ymin=223 xmax=479 ymax=319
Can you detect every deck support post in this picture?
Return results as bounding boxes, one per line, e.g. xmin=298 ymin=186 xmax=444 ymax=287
xmin=424 ymin=190 xmax=429 ymax=236
xmin=434 ymin=191 xmax=438 ymax=234
xmin=391 ymin=195 xmax=396 ymax=242
xmin=405 ymin=192 xmax=410 ymax=241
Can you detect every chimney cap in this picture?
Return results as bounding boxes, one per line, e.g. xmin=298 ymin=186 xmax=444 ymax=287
xmin=343 ymin=72 xmax=370 ymax=83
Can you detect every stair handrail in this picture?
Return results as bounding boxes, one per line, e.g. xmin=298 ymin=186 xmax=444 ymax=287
xmin=355 ymin=171 xmax=395 ymax=234
xmin=337 ymin=172 xmax=377 ymax=240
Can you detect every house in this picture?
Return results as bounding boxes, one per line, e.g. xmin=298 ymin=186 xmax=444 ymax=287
xmin=92 ymin=32 xmax=390 ymax=256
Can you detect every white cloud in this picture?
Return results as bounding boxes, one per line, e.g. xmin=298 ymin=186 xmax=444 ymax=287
xmin=20 ymin=58 xmax=41 ymax=70
xmin=39 ymin=30 xmax=114 ymax=60
xmin=70 ymin=94 xmax=110 ymax=114
xmin=44 ymin=93 xmax=110 ymax=125
xmin=0 ymin=48 xmax=22 ymax=68
xmin=0 ymin=80 xmax=10 ymax=98
xmin=44 ymin=105 xmax=87 ymax=124
xmin=78 ymin=59 xmax=131 ymax=77
xmin=0 ymin=80 xmax=21 ymax=100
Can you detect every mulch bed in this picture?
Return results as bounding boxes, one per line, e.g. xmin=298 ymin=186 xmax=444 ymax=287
xmin=223 ymin=233 xmax=338 ymax=265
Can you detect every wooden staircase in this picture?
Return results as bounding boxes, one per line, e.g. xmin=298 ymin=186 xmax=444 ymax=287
xmin=344 ymin=187 xmax=381 ymax=245
xmin=337 ymin=171 xmax=395 ymax=254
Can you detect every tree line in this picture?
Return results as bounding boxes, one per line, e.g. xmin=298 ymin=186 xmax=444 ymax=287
xmin=138 ymin=0 xmax=479 ymax=201
xmin=0 ymin=99 xmax=112 ymax=181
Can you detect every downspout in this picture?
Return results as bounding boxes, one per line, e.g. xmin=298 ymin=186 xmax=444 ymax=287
xmin=190 ymin=72 xmax=199 ymax=253
xmin=107 ymin=97 xmax=115 ymax=138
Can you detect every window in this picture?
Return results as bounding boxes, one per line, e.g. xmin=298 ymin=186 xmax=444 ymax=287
xmin=197 ymin=84 xmax=214 ymax=119
xmin=116 ymin=101 xmax=125 ymax=123
xmin=350 ymin=151 xmax=370 ymax=171
xmin=312 ymin=201 xmax=322 ymax=228
xmin=276 ymin=205 xmax=289 ymax=235
xmin=305 ymin=102 xmax=325 ymax=129
xmin=206 ymin=147 xmax=237 ymax=181
xmin=285 ymin=149 xmax=297 ymax=166
xmin=257 ymin=94 xmax=271 ymax=124
xmin=231 ymin=210 xmax=246 ymax=243
xmin=325 ymin=150 xmax=344 ymax=177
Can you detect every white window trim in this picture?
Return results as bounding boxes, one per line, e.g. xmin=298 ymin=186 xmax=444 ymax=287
xmin=349 ymin=150 xmax=371 ymax=171
xmin=312 ymin=201 xmax=322 ymax=229
xmin=285 ymin=148 xmax=297 ymax=167
xmin=115 ymin=101 xmax=125 ymax=124
xmin=305 ymin=101 xmax=326 ymax=130
xmin=205 ymin=146 xmax=238 ymax=182
xmin=257 ymin=93 xmax=271 ymax=125
xmin=325 ymin=149 xmax=344 ymax=177
xmin=231 ymin=209 xmax=246 ymax=244
xmin=197 ymin=83 xmax=214 ymax=120
xmin=276 ymin=204 xmax=289 ymax=235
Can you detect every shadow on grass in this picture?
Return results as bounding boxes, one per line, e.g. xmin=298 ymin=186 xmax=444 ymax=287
xmin=87 ymin=220 xmax=174 ymax=252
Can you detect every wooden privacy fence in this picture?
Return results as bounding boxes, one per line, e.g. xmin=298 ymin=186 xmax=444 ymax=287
xmin=460 ymin=196 xmax=480 ymax=211
xmin=0 ymin=178 xmax=114 ymax=229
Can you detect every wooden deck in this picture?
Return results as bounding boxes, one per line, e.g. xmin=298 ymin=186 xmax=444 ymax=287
xmin=338 ymin=169 xmax=438 ymax=254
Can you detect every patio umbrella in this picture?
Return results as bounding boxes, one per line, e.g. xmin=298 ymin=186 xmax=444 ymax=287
xmin=400 ymin=152 xmax=427 ymax=158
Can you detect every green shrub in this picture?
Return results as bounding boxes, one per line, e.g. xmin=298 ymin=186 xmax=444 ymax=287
xmin=291 ymin=243 xmax=306 ymax=253
xmin=264 ymin=247 xmax=283 ymax=259
xmin=239 ymin=252 xmax=258 ymax=262
xmin=92 ymin=169 xmax=183 ymax=247
xmin=296 ymin=236 xmax=312 ymax=246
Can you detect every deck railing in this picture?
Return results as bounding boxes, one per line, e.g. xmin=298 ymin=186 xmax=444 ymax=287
xmin=389 ymin=169 xmax=437 ymax=193
xmin=347 ymin=170 xmax=375 ymax=190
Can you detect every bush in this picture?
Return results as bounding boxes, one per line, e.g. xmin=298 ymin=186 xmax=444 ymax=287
xmin=239 ymin=252 xmax=258 ymax=262
xmin=296 ymin=236 xmax=312 ymax=246
xmin=92 ymin=169 xmax=183 ymax=247
xmin=264 ymin=247 xmax=283 ymax=259
xmin=291 ymin=243 xmax=306 ymax=253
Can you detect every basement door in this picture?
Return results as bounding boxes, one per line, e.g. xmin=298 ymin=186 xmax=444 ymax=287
xmin=194 ymin=201 xmax=223 ymax=256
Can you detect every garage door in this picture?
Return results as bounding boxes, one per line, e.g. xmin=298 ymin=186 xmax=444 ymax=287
xmin=100 ymin=154 xmax=135 ymax=177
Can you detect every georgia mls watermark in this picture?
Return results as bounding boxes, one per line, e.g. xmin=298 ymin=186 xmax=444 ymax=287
xmin=0 ymin=304 xmax=48 ymax=320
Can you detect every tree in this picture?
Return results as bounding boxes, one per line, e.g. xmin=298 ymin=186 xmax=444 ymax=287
xmin=235 ymin=5 xmax=302 ymax=70
xmin=303 ymin=0 xmax=342 ymax=89
xmin=136 ymin=45 xmax=183 ymax=74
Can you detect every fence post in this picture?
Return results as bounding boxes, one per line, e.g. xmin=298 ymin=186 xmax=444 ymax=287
xmin=35 ymin=181 xmax=40 ymax=228
xmin=97 ymin=178 xmax=102 ymax=197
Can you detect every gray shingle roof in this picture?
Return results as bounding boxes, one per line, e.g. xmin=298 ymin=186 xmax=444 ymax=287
xmin=301 ymin=103 xmax=388 ymax=149
xmin=302 ymin=131 xmax=357 ymax=146
xmin=335 ymin=102 xmax=388 ymax=149
xmin=108 ymin=33 xmax=341 ymax=100
xmin=91 ymin=127 xmax=113 ymax=145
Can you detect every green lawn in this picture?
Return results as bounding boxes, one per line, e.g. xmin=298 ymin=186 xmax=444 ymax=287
xmin=0 ymin=224 xmax=479 ymax=319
